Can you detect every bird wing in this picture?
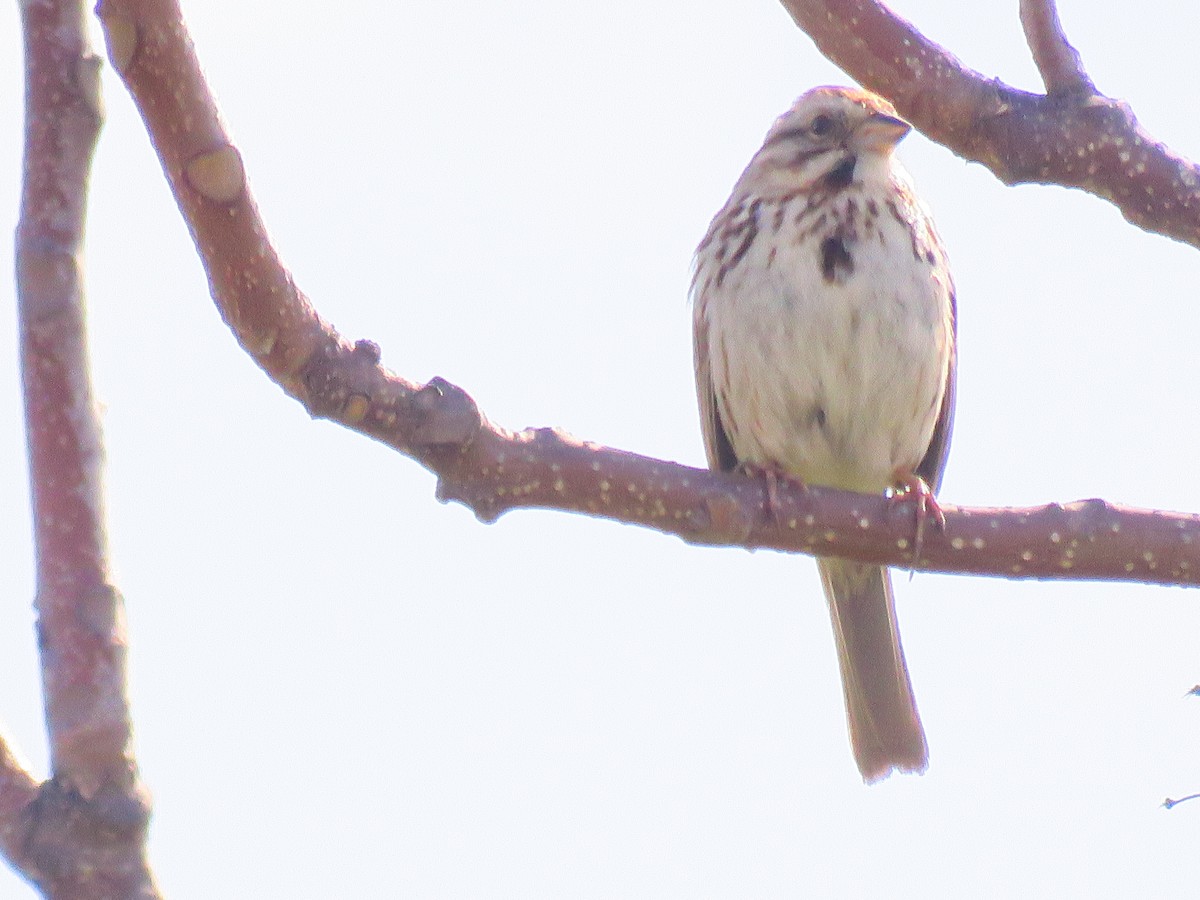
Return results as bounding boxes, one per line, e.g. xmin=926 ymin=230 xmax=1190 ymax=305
xmin=916 ymin=284 xmax=956 ymax=493
xmin=693 ymin=294 xmax=739 ymax=473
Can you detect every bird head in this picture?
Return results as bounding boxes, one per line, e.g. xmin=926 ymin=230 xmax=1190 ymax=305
xmin=739 ymin=86 xmax=912 ymax=195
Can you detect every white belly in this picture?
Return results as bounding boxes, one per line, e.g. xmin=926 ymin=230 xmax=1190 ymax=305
xmin=697 ymin=186 xmax=953 ymax=493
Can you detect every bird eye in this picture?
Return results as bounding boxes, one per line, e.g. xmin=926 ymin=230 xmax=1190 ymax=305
xmin=810 ymin=113 xmax=834 ymax=136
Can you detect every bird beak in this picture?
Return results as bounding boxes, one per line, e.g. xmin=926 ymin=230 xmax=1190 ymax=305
xmin=853 ymin=112 xmax=911 ymax=153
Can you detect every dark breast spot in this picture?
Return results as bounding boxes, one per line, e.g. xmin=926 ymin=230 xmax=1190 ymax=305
xmin=820 ymin=235 xmax=854 ymax=283
xmin=822 ymin=156 xmax=857 ymax=191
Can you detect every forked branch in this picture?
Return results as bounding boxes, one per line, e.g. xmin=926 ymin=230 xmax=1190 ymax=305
xmin=1019 ymin=0 xmax=1093 ymax=95
xmin=778 ymin=0 xmax=1200 ymax=249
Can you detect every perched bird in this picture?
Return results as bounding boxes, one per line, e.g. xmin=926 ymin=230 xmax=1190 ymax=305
xmin=691 ymin=86 xmax=956 ymax=781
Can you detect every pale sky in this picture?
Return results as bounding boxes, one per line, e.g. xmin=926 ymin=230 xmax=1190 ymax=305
xmin=3 ymin=1 xmax=1200 ymax=896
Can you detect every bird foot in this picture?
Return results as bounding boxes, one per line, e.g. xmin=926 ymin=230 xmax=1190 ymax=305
xmin=741 ymin=461 xmax=806 ymax=521
xmin=889 ymin=471 xmax=945 ymax=566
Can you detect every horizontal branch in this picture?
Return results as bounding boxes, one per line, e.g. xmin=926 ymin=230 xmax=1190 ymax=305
xmin=303 ymin=366 xmax=1200 ymax=587
xmin=779 ymin=0 xmax=1200 ymax=249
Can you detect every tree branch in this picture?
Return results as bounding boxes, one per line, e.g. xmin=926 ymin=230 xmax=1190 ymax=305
xmin=1019 ymin=0 xmax=1093 ymax=96
xmin=0 ymin=736 xmax=38 ymax=867
xmin=92 ymin=0 xmax=1200 ymax=596
xmin=13 ymin=0 xmax=159 ymax=894
xmin=777 ymin=0 xmax=1200 ymax=249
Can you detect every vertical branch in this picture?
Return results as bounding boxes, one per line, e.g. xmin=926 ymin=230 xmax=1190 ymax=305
xmin=20 ymin=0 xmax=117 ymax=804
xmin=12 ymin=0 xmax=160 ymax=895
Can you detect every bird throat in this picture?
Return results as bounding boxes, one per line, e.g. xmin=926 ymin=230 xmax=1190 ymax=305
xmin=823 ymin=155 xmax=857 ymax=191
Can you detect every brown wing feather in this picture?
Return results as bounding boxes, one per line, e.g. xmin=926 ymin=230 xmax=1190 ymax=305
xmin=693 ymin=296 xmax=740 ymax=473
xmin=916 ymin=286 xmax=956 ymax=493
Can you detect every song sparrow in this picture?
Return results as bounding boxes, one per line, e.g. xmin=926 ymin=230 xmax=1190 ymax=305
xmin=691 ymin=87 xmax=956 ymax=782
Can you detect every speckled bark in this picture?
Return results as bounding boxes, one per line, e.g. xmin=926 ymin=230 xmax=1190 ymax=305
xmin=778 ymin=0 xmax=1200 ymax=249
xmin=12 ymin=0 xmax=160 ymax=894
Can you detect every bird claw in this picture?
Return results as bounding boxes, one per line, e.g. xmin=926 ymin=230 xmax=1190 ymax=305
xmin=741 ymin=461 xmax=806 ymax=521
xmin=889 ymin=472 xmax=944 ymax=567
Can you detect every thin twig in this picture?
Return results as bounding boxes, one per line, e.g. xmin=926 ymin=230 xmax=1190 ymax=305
xmin=1163 ymin=793 xmax=1200 ymax=810
xmin=1019 ymin=0 xmax=1094 ymax=95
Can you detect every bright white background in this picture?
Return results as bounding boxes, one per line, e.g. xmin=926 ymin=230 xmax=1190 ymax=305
xmin=3 ymin=1 xmax=1200 ymax=896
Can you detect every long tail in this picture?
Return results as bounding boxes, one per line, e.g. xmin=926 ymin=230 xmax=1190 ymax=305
xmin=817 ymin=557 xmax=928 ymax=782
